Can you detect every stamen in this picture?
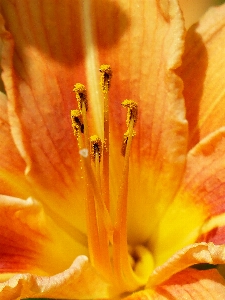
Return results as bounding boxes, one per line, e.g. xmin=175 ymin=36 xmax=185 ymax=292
xmin=121 ymin=133 xmax=128 ymax=157
xmin=71 ymin=109 xmax=85 ymax=151
xmin=71 ymin=78 xmax=113 ymax=282
xmin=121 ymin=130 xmax=136 ymax=157
xmin=99 ymin=64 xmax=112 ymax=93
xmin=99 ymin=64 xmax=112 ymax=211
xmin=121 ymin=99 xmax=138 ymax=128
xmin=73 ymin=83 xmax=89 ymax=148
xmin=73 ymin=83 xmax=88 ymax=111
xmin=90 ymin=135 xmax=102 ymax=189
xmin=113 ymin=100 xmax=140 ymax=290
xmin=81 ymin=153 xmax=113 ymax=279
xmin=71 ymin=68 xmax=143 ymax=290
xmin=121 ymin=100 xmax=137 ymax=157
xmin=90 ymin=135 xmax=102 ymax=163
xmin=71 ymin=109 xmax=84 ymax=135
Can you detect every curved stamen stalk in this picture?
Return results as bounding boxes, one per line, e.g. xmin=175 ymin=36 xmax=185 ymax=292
xmin=100 ymin=64 xmax=112 ymax=211
xmin=113 ymin=100 xmax=142 ymax=290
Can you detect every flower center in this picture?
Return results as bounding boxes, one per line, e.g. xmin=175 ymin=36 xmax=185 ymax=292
xmin=71 ymin=65 xmax=154 ymax=292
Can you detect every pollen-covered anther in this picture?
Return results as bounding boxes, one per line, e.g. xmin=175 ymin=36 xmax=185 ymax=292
xmin=71 ymin=109 xmax=84 ymax=135
xmin=121 ymin=100 xmax=138 ymax=127
xmin=99 ymin=64 xmax=112 ymax=93
xmin=73 ymin=83 xmax=88 ymax=111
xmin=90 ymin=135 xmax=102 ymax=162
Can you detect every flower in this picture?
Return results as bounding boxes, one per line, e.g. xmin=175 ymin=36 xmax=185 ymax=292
xmin=1 ymin=0 xmax=225 ymax=299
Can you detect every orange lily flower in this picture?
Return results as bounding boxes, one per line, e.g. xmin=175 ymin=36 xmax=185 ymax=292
xmin=1 ymin=0 xmax=225 ymax=299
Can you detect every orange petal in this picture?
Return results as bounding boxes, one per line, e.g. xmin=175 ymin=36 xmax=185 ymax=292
xmin=0 ymin=256 xmax=113 ymax=299
xmin=153 ymin=268 xmax=225 ymax=299
xmin=0 ymin=92 xmax=30 ymax=198
xmin=0 ymin=1 xmax=88 ymax=230
xmin=124 ymin=268 xmax=225 ymax=300
xmin=151 ymin=127 xmax=225 ymax=265
xmin=197 ymin=211 xmax=225 ymax=244
xmin=178 ymin=127 xmax=225 ymax=217
xmin=91 ymin=0 xmax=187 ymax=243
xmin=198 ymin=225 xmax=225 ymax=244
xmin=0 ymin=195 xmax=88 ymax=280
xmin=179 ymin=3 xmax=225 ymax=149
xmin=0 ymin=0 xmax=188 ymax=243
xmin=147 ymin=242 xmax=225 ymax=287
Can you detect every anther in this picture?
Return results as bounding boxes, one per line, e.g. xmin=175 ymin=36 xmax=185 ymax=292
xmin=122 ymin=100 xmax=138 ymax=128
xmin=90 ymin=135 xmax=102 ymax=162
xmin=73 ymin=83 xmax=88 ymax=111
xmin=99 ymin=64 xmax=112 ymax=93
xmin=71 ymin=109 xmax=84 ymax=135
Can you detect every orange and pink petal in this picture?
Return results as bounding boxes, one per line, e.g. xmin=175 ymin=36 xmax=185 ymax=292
xmin=0 ymin=0 xmax=89 ymax=231
xmin=152 ymin=268 xmax=225 ymax=300
xmin=179 ymin=3 xmax=225 ymax=149
xmin=0 ymin=195 xmax=88 ymax=282
xmin=0 ymin=0 xmax=189 ymax=244
xmin=0 ymin=92 xmax=30 ymax=198
xmin=152 ymin=127 xmax=225 ymax=264
xmin=92 ymin=0 xmax=188 ymax=244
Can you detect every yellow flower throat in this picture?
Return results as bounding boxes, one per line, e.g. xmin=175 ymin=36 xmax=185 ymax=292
xmin=71 ymin=65 xmax=154 ymax=293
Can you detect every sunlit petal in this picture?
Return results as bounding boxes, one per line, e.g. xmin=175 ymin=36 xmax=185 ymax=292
xmin=154 ymin=268 xmax=225 ymax=300
xmin=178 ymin=128 xmax=225 ymax=217
xmin=0 ymin=256 xmax=113 ymax=299
xmin=91 ymin=0 xmax=188 ymax=244
xmin=148 ymin=242 xmax=225 ymax=287
xmin=152 ymin=127 xmax=225 ymax=265
xmin=124 ymin=268 xmax=225 ymax=299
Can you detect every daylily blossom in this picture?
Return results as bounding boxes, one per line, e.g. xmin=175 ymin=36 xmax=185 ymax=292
xmin=1 ymin=0 xmax=225 ymax=299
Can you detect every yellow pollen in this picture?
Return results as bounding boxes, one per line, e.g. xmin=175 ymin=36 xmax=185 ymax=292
xmin=121 ymin=100 xmax=138 ymax=156
xmin=90 ymin=135 xmax=102 ymax=162
xmin=122 ymin=99 xmax=138 ymax=127
xmin=73 ymin=83 xmax=88 ymax=111
xmin=99 ymin=64 xmax=112 ymax=93
xmin=71 ymin=109 xmax=84 ymax=135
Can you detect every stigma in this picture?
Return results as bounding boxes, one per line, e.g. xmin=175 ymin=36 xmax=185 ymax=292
xmin=71 ymin=65 xmax=153 ymax=292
